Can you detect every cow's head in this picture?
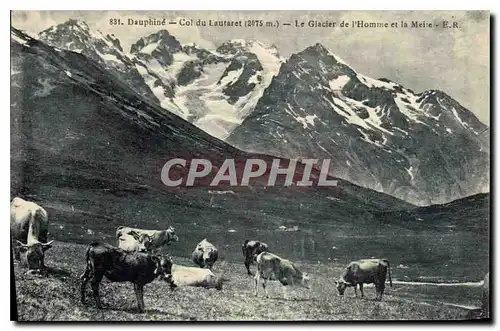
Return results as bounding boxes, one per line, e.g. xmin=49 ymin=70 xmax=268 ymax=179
xmin=16 ymin=240 xmax=54 ymax=272
xmin=334 ymin=278 xmax=350 ymax=295
xmin=153 ymin=254 xmax=175 ymax=286
xmin=165 ymin=226 xmax=179 ymax=245
xmin=202 ymin=247 xmax=215 ymax=265
xmin=301 ymin=272 xmax=311 ymax=289
xmin=130 ymin=231 xmax=152 ymax=252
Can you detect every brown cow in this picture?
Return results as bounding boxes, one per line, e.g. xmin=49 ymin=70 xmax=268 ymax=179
xmin=335 ymin=259 xmax=392 ymax=301
xmin=80 ymin=242 xmax=175 ymax=313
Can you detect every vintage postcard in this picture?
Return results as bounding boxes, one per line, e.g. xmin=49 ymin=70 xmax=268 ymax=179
xmin=10 ymin=10 xmax=490 ymax=321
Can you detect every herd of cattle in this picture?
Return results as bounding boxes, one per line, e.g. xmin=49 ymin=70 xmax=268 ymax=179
xmin=10 ymin=196 xmax=491 ymax=318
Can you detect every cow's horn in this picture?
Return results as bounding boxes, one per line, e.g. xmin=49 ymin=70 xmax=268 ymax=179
xmin=16 ymin=240 xmax=28 ymax=247
xmin=42 ymin=240 xmax=54 ymax=246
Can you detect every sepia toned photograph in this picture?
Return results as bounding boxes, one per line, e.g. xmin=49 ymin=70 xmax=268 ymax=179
xmin=10 ymin=10 xmax=490 ymax=321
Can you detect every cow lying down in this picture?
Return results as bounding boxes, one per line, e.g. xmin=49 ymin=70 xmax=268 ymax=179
xmin=171 ymin=264 xmax=223 ymax=290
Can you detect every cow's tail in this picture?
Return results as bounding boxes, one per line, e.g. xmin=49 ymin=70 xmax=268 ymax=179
xmin=34 ymin=208 xmax=46 ymax=224
xmin=32 ymin=208 xmax=47 ymax=240
xmin=383 ymin=259 xmax=392 ymax=287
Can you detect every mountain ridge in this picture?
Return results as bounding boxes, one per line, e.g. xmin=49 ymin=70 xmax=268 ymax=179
xmin=30 ymin=20 xmax=489 ymax=205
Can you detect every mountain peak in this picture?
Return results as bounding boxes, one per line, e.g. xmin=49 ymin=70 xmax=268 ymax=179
xmin=297 ymin=43 xmax=350 ymax=67
xmin=40 ymin=19 xmax=90 ymax=38
xmin=216 ymin=39 xmax=280 ymax=58
xmin=130 ymin=29 xmax=181 ymax=55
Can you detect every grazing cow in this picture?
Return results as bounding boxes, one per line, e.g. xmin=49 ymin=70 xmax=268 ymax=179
xmin=481 ymin=272 xmax=490 ymax=318
xmin=171 ymin=264 xmax=223 ymax=290
xmin=334 ymin=259 xmax=392 ymax=301
xmin=192 ymin=239 xmax=218 ymax=270
xmin=80 ymin=242 xmax=175 ymax=313
xmin=242 ymin=239 xmax=269 ymax=275
xmin=116 ymin=226 xmax=178 ymax=253
xmin=10 ymin=197 xmax=54 ymax=274
xmin=254 ymin=252 xmax=310 ymax=298
xmin=117 ymin=231 xmax=152 ymax=253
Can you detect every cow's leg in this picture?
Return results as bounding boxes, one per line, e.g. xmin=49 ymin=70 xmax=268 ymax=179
xmin=40 ymin=254 xmax=47 ymax=270
xmin=374 ymin=284 xmax=381 ymax=301
xmin=91 ymin=274 xmax=103 ymax=309
xmin=354 ymin=285 xmax=358 ymax=298
xmin=134 ymin=283 xmax=145 ymax=313
xmin=262 ymin=278 xmax=268 ymax=298
xmin=80 ymin=266 xmax=91 ymax=304
xmin=282 ymin=285 xmax=289 ymax=300
xmin=12 ymin=242 xmax=21 ymax=262
xmin=245 ymin=259 xmax=252 ymax=275
xmin=378 ymin=283 xmax=386 ymax=301
xmin=359 ymin=283 xmax=365 ymax=298
xmin=254 ymin=272 xmax=260 ymax=296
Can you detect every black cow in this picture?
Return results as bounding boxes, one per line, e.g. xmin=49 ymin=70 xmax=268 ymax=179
xmin=242 ymin=240 xmax=269 ymax=275
xmin=335 ymin=259 xmax=392 ymax=301
xmin=80 ymin=242 xmax=175 ymax=313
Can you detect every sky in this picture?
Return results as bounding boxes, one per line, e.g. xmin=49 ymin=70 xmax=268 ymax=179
xmin=11 ymin=10 xmax=490 ymax=125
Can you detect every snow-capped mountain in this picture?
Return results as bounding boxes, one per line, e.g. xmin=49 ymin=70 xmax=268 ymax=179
xmin=34 ymin=20 xmax=489 ymax=205
xmin=39 ymin=19 xmax=160 ymax=104
xmin=38 ymin=19 xmax=283 ymax=139
xmin=131 ymin=36 xmax=283 ymax=138
xmin=227 ymin=43 xmax=490 ymax=206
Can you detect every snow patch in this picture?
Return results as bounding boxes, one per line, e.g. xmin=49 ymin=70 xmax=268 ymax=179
xmin=219 ymin=67 xmax=244 ymax=86
xmin=394 ymin=94 xmax=428 ymax=125
xmin=406 ymin=166 xmax=415 ymax=183
xmin=451 ymin=108 xmax=466 ymax=127
xmin=11 ymin=33 xmax=29 ymax=46
xmin=329 ymin=75 xmax=350 ymax=90
xmin=33 ymin=78 xmax=57 ymax=97
xmin=295 ymin=114 xmax=318 ymax=129
xmin=140 ymin=41 xmax=160 ymax=55
xmin=96 ymin=49 xmax=121 ymax=63
xmin=358 ymin=74 xmax=396 ymax=90
xmin=64 ymin=71 xmax=72 ymax=77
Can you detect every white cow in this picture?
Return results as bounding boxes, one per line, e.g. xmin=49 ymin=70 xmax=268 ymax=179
xmin=116 ymin=225 xmax=178 ymax=253
xmin=117 ymin=232 xmax=152 ymax=252
xmin=254 ymin=252 xmax=310 ymax=298
xmin=192 ymin=239 xmax=218 ymax=270
xmin=10 ymin=197 xmax=54 ymax=274
xmin=171 ymin=264 xmax=223 ymax=290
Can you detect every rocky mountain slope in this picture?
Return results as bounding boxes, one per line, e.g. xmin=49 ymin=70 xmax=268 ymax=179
xmin=38 ymin=20 xmax=283 ymax=139
xmin=227 ymin=43 xmax=490 ymax=206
